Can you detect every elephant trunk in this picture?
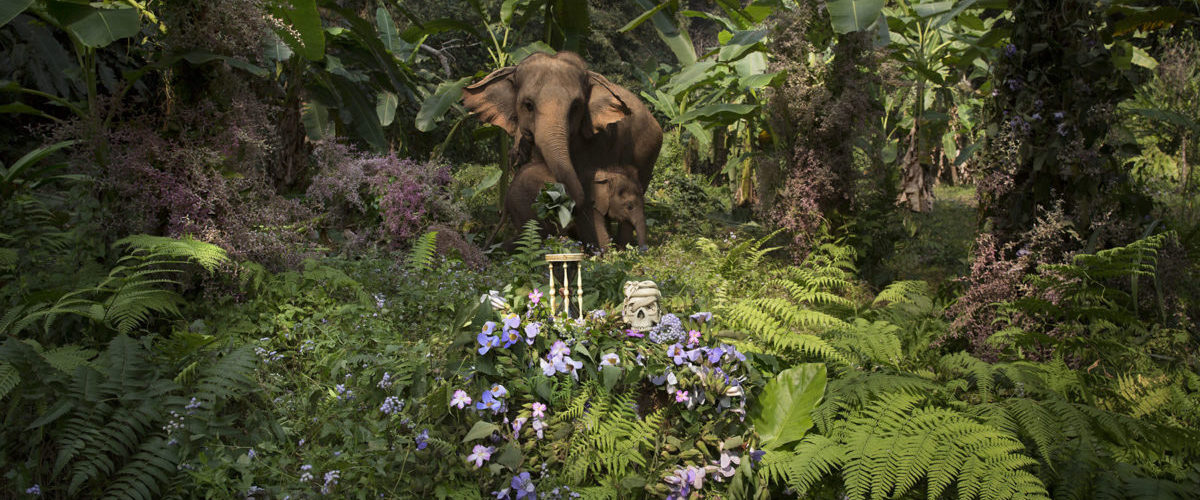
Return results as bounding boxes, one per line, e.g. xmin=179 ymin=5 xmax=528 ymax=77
xmin=534 ymin=112 xmax=596 ymax=247
xmin=534 ymin=114 xmax=584 ymax=203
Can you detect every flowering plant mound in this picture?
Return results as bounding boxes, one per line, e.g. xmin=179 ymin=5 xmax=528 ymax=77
xmin=441 ymin=286 xmax=771 ymax=497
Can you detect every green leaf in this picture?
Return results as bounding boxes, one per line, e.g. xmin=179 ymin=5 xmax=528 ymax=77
xmin=495 ymin=443 xmax=523 ymax=470
xmin=827 ymin=0 xmax=885 ymax=34
xmin=913 ymin=1 xmax=954 ymax=18
xmin=718 ymin=30 xmax=767 ymax=62
xmin=46 ymin=2 xmax=140 ymax=48
xmin=375 ymin=7 xmax=405 ymax=54
xmin=0 ymin=102 xmax=55 ymax=120
xmin=462 ymin=166 xmax=502 ymax=199
xmin=674 ymin=103 xmax=758 ymax=125
xmin=619 ymin=0 xmax=673 ymax=33
xmin=270 ymin=0 xmax=324 ymax=61
xmin=752 ymin=363 xmax=826 ymax=450
xmin=376 ymin=91 xmax=398 ymax=126
xmin=633 ymin=0 xmax=696 ymax=65
xmin=0 ymin=0 xmax=33 ymax=28
xmin=667 ymin=61 xmax=719 ymax=91
xmin=416 ymin=77 xmax=471 ymax=132
xmin=301 ymin=101 xmax=329 ymax=141
xmin=601 ymin=365 xmax=621 ymax=391
xmin=463 ymin=421 xmax=499 ymax=443
xmin=509 ymin=41 xmax=555 ymax=63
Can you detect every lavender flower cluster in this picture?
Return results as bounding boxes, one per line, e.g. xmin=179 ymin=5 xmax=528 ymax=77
xmin=648 ymin=313 xmax=685 ymax=344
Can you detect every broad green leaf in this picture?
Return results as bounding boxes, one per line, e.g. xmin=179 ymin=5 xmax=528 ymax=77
xmin=462 ymin=421 xmax=499 ymax=442
xmin=913 ymin=1 xmax=954 ymax=18
xmin=681 ymin=10 xmax=737 ymax=32
xmin=263 ymin=33 xmax=293 ymax=62
xmin=375 ymin=7 xmax=404 ymax=54
xmin=667 ymin=61 xmax=719 ymax=91
xmin=509 ymin=41 xmax=555 ymax=63
xmin=827 ymin=0 xmax=885 ymax=34
xmin=270 ymin=0 xmax=325 ymax=61
xmin=633 ymin=0 xmax=696 ymax=65
xmin=495 ymin=443 xmax=523 ymax=469
xmin=752 ymin=363 xmax=826 ymax=450
xmin=0 ymin=102 xmax=55 ymax=120
xmin=601 ymin=365 xmax=621 ymax=391
xmin=462 ymin=166 xmax=502 ymax=199
xmin=739 ymin=71 xmax=780 ymax=90
xmin=376 ymin=91 xmax=398 ymax=127
xmin=46 ymin=2 xmax=140 ymax=48
xmin=0 ymin=0 xmax=32 ymax=28
xmin=674 ymin=103 xmax=758 ymax=125
xmin=718 ymin=30 xmax=767 ymax=62
xmin=620 ymin=1 xmax=674 ymax=33
xmin=1130 ymin=44 xmax=1158 ymax=69
xmin=330 ymin=76 xmax=388 ymax=151
xmin=416 ymin=77 xmax=471 ymax=132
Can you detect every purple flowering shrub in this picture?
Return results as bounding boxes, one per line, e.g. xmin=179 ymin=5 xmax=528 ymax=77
xmin=439 ymin=285 xmax=771 ymax=498
xmin=307 ymin=141 xmax=468 ymax=250
xmin=83 ymin=88 xmax=316 ymax=268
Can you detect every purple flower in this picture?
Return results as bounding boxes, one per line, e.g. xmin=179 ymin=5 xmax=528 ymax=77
xmin=599 ymin=353 xmax=620 ymax=369
xmin=549 ymin=340 xmax=570 ymax=358
xmin=321 ymin=470 xmax=340 ymax=494
xmin=667 ymin=343 xmax=688 ymax=365
xmin=26 ymin=484 xmax=41 ymax=496
xmin=712 ymin=451 xmax=740 ymax=480
xmin=380 ymin=396 xmax=404 ymax=415
xmin=524 ymin=322 xmax=541 ymax=344
xmin=478 ymin=332 xmax=501 ymax=355
xmin=562 ymin=356 xmax=583 ymax=380
xmin=476 ymin=391 xmax=503 ymax=413
xmin=489 ymin=384 xmax=509 ymax=399
xmin=528 ymin=289 xmax=543 ymax=305
xmin=1053 ymin=111 xmax=1064 ymax=120
xmin=299 ymin=464 xmax=313 ymax=482
xmin=503 ymin=313 xmax=521 ymax=330
xmin=749 ymin=449 xmax=766 ymax=466
xmin=481 ymin=321 xmax=497 ymax=335
xmin=675 ymin=390 xmax=690 ymax=403
xmin=513 ymin=417 xmax=527 ymax=434
xmin=689 ymin=312 xmax=713 ymax=323
xmin=531 ymin=418 xmax=546 ymax=439
xmin=415 ymin=429 xmax=429 ymax=450
xmin=687 ymin=330 xmax=701 ymax=347
xmin=451 ymin=390 xmax=473 ymax=409
xmin=1003 ymin=43 xmax=1017 ymax=57
xmin=467 ymin=445 xmax=493 ymax=468
xmin=590 ymin=309 xmax=606 ymax=319
xmin=531 ymin=402 xmax=547 ymax=419
xmin=511 ymin=471 xmax=536 ymax=499
xmin=540 ymin=356 xmax=561 ymax=377
xmin=626 ymin=329 xmax=645 ymax=338
xmin=501 ymin=329 xmax=521 ymax=348
xmin=707 ymin=345 xmax=725 ymax=364
xmin=378 ymin=372 xmax=393 ymax=389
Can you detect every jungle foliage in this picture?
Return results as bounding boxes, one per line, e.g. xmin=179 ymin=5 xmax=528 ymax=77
xmin=1 ymin=0 xmax=1199 ymax=499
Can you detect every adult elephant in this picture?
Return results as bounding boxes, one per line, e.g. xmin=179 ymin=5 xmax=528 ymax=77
xmin=461 ymin=51 xmax=662 ymax=248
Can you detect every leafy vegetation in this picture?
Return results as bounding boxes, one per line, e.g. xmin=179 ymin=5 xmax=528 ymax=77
xmin=2 ymin=0 xmax=1198 ymax=498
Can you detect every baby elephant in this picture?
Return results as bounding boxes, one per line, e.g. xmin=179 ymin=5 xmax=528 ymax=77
xmin=505 ymin=162 xmax=648 ymax=250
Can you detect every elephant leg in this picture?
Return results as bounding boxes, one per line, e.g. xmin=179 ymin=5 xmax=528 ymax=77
xmin=616 ymin=221 xmax=635 ymax=248
xmin=590 ymin=209 xmax=610 ymax=251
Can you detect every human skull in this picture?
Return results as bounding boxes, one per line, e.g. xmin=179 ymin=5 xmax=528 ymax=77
xmin=621 ymin=280 xmax=661 ymax=331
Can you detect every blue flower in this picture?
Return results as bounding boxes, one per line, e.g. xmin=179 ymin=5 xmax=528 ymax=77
xmin=481 ymin=321 xmax=497 ymax=335
xmin=667 ymin=343 xmax=687 ymax=365
xmin=489 ymin=384 xmax=509 ymax=399
xmin=511 ymin=471 xmax=536 ymax=499
xmin=478 ymin=332 xmax=501 ymax=355
xmin=381 ymin=396 xmax=404 ymax=415
xmin=502 ymin=329 xmax=521 ymax=348
xmin=503 ymin=313 xmax=521 ymax=330
xmin=26 ymin=485 xmax=41 ymax=496
xmin=476 ymin=391 xmax=503 ymax=413
xmin=524 ymin=322 xmax=541 ymax=345
xmin=415 ymin=429 xmax=429 ymax=450
xmin=706 ymin=345 xmax=725 ymax=364
xmin=689 ymin=312 xmax=713 ymax=323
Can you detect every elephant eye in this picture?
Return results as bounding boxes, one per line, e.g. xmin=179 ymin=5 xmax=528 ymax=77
xmin=523 ymin=100 xmax=535 ymax=111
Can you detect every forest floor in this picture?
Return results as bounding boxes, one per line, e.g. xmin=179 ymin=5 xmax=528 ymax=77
xmin=882 ymin=184 xmax=978 ymax=289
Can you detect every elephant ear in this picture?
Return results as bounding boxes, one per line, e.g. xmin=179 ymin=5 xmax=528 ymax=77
xmin=463 ymin=67 xmax=518 ymax=135
xmin=592 ymin=170 xmax=614 ymax=215
xmin=586 ymin=72 xmax=631 ymax=137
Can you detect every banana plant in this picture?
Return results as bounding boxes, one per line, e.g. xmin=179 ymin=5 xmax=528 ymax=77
xmin=624 ymin=0 xmax=780 ymax=203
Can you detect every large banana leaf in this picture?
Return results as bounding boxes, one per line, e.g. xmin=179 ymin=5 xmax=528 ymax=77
xmin=45 ymin=1 xmax=140 ymax=48
xmin=269 ymin=0 xmax=324 ymax=61
xmin=827 ymin=0 xmax=885 ymax=34
xmin=0 ymin=0 xmax=33 ymax=28
xmin=752 ymin=363 xmax=826 ymax=450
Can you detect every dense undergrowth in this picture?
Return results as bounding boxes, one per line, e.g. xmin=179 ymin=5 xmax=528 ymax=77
xmin=3 ymin=0 xmax=1200 ymax=499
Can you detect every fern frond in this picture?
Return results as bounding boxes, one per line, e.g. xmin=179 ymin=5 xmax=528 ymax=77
xmin=0 ymin=362 xmax=18 ymax=401
xmin=407 ymin=231 xmax=439 ymax=272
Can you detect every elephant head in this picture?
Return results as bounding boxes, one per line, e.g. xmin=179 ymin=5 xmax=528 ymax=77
xmin=461 ymin=51 xmax=632 ymax=206
xmin=593 ymin=168 xmax=647 ymax=249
